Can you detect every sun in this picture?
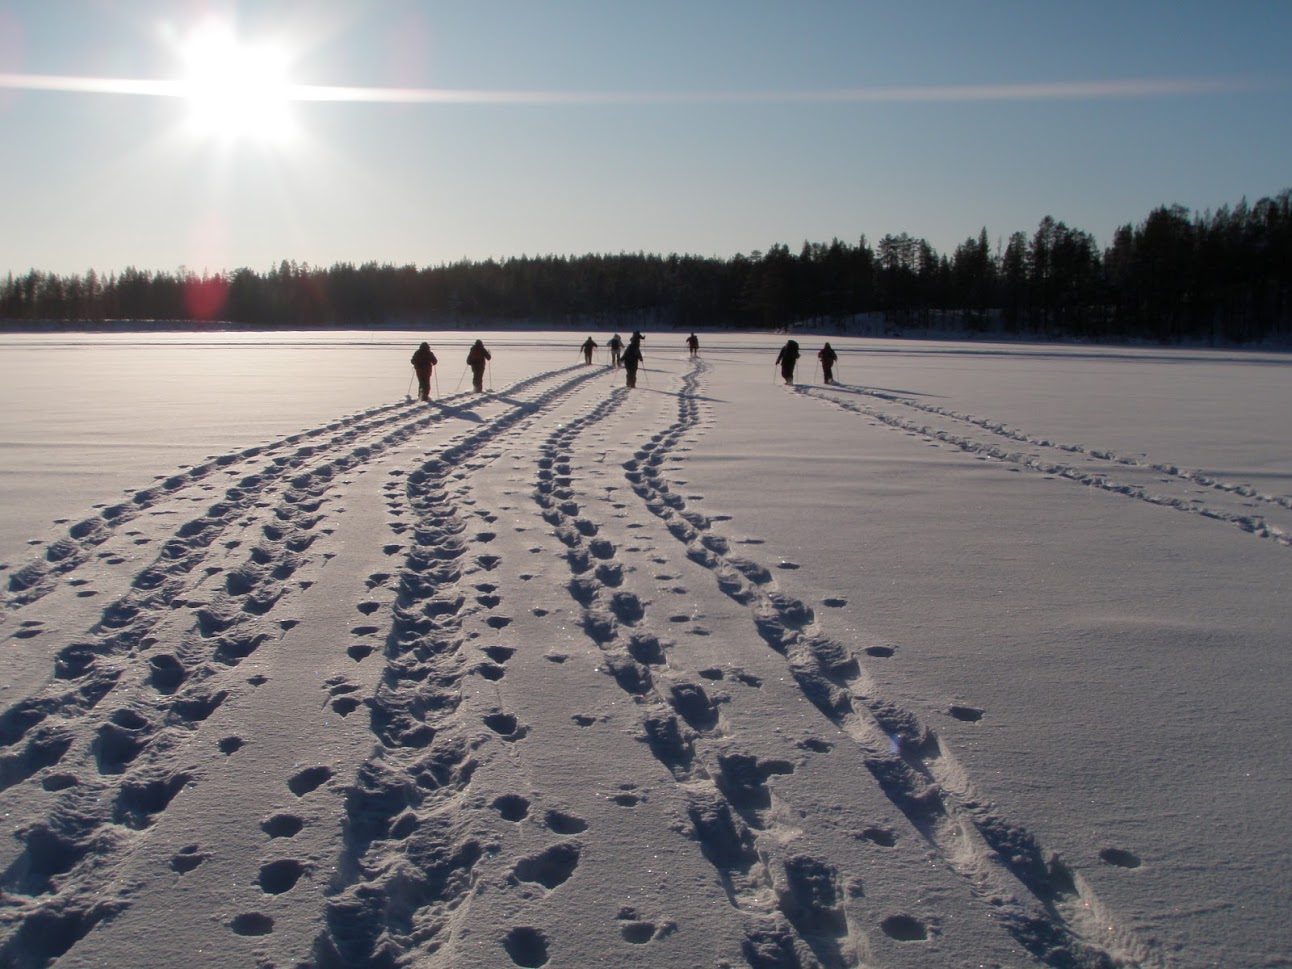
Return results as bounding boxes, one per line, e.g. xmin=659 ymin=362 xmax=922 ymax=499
xmin=179 ymin=20 xmax=294 ymax=143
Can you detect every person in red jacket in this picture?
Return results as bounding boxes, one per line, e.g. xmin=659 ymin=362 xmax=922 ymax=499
xmin=410 ymin=342 xmax=437 ymax=400
xmin=467 ymin=339 xmax=492 ymax=392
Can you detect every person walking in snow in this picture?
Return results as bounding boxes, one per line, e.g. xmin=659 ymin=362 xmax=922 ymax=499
xmin=775 ymin=339 xmax=800 ymax=386
xmin=622 ymin=336 xmax=644 ymax=389
xmin=581 ymin=336 xmax=598 ymax=365
xmin=686 ymin=332 xmax=699 ymax=357
xmin=410 ymin=341 xmax=437 ymax=400
xmin=467 ymin=339 xmax=492 ymax=392
xmin=608 ymin=333 xmax=624 ymax=368
xmin=818 ymin=342 xmax=838 ymax=385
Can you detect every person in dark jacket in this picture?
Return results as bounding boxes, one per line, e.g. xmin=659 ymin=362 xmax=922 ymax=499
xmin=467 ymin=339 xmax=492 ymax=392
xmin=411 ymin=342 xmax=437 ymax=400
xmin=686 ymin=333 xmax=699 ymax=357
xmin=818 ymin=342 xmax=838 ymax=384
xmin=775 ymin=339 xmax=800 ymax=385
xmin=622 ymin=336 xmax=644 ymax=389
xmin=581 ymin=336 xmax=598 ymax=364
xmin=608 ymin=333 xmax=624 ymax=368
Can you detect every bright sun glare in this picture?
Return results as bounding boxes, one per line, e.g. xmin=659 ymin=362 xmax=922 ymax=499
xmin=180 ymin=21 xmax=293 ymax=143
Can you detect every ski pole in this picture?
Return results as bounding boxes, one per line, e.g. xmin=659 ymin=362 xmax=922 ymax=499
xmin=487 ymin=360 xmax=493 ymax=391
xmin=434 ymin=369 xmax=441 ymax=398
xmin=407 ymin=373 xmax=414 ymax=398
xmin=454 ymin=365 xmax=469 ymax=391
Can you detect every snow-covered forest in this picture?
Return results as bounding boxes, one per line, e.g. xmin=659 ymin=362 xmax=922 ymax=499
xmin=4 ymin=189 xmax=1291 ymax=345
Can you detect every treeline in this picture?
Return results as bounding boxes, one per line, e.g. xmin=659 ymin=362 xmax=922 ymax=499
xmin=3 ymin=190 xmax=1290 ymax=344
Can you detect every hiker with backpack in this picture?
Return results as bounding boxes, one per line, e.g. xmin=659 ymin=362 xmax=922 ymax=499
xmin=410 ymin=342 xmax=437 ymax=400
xmin=467 ymin=339 xmax=492 ymax=392
xmin=623 ymin=335 xmax=644 ymax=389
xmin=818 ymin=342 xmax=838 ymax=384
xmin=775 ymin=339 xmax=800 ymax=385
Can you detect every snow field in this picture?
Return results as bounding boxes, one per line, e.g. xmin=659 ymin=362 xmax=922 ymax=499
xmin=1 ymin=332 xmax=1290 ymax=968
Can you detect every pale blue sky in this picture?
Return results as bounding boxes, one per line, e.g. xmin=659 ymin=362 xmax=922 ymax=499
xmin=2 ymin=1 xmax=1289 ymax=278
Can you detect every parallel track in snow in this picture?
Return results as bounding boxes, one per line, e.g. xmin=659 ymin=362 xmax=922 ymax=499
xmin=797 ymin=382 xmax=1292 ymax=548
xmin=0 ymin=355 xmax=1180 ymax=968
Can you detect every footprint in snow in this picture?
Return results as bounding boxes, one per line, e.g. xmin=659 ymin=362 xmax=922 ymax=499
xmin=620 ymin=920 xmax=657 ymax=944
xmin=287 ymin=766 xmax=332 ymax=797
xmin=503 ymin=926 xmax=549 ymax=967
xmin=797 ymin=738 xmax=833 ymax=753
xmin=170 ymin=844 xmax=208 ymax=873
xmin=512 ymin=843 xmax=581 ymax=890
xmin=493 ymin=794 xmax=530 ymax=822
xmin=543 ymin=810 xmax=588 ymax=834
xmin=258 ymin=859 xmax=306 ymax=895
xmin=484 ymin=712 xmax=528 ymax=741
xmin=230 ymin=913 xmax=274 ymax=937
xmin=331 ymin=695 xmax=361 ymax=717
xmin=1099 ymin=847 xmax=1142 ymax=869
xmin=858 ymin=827 xmax=897 ymax=847
xmin=261 ymin=813 xmax=304 ymax=838
xmin=880 ymin=914 xmax=928 ymax=942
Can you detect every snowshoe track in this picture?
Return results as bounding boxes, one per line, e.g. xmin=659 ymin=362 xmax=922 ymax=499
xmin=797 ymin=383 xmax=1292 ymax=548
xmin=0 ymin=354 xmax=1179 ymax=968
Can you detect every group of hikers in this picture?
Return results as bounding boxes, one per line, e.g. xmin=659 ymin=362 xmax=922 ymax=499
xmin=410 ymin=333 xmax=840 ymax=400
xmin=580 ymin=330 xmax=651 ymax=386
xmin=776 ymin=339 xmax=839 ymax=385
xmin=409 ymin=338 xmax=491 ymax=400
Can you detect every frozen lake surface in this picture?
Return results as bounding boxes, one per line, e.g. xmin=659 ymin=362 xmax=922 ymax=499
xmin=1 ymin=330 xmax=1289 ymax=968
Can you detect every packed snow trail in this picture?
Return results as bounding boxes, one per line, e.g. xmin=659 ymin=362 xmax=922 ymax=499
xmin=612 ymin=360 xmax=1163 ymax=969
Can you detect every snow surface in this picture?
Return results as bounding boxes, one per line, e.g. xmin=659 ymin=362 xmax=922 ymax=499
xmin=1 ymin=330 xmax=1290 ymax=969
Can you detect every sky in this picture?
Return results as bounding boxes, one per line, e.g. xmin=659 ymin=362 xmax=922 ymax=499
xmin=1 ymin=0 xmax=1290 ymax=278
